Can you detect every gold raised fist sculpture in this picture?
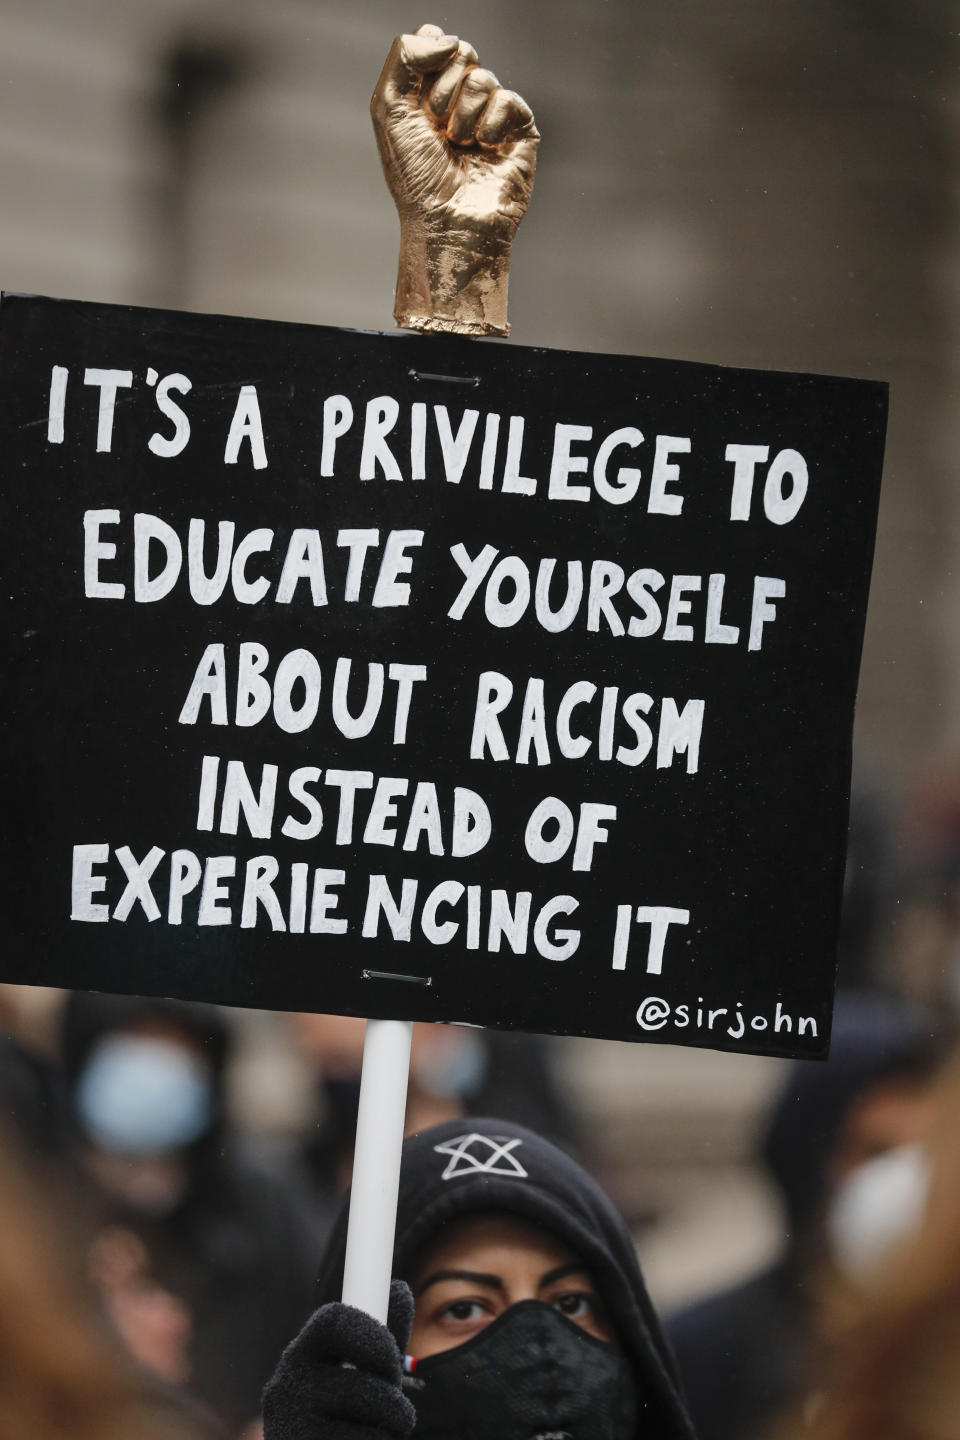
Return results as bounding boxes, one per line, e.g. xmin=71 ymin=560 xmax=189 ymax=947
xmin=371 ymin=23 xmax=539 ymax=337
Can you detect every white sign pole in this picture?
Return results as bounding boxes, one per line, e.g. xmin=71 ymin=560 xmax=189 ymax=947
xmin=341 ymin=1017 xmax=414 ymax=1322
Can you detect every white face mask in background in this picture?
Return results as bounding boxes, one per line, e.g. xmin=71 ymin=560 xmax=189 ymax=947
xmin=825 ymin=1142 xmax=930 ymax=1283
xmin=77 ymin=1034 xmax=214 ymax=1157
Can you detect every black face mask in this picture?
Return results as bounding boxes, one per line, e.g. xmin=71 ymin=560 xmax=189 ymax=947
xmin=405 ymin=1300 xmax=638 ymax=1440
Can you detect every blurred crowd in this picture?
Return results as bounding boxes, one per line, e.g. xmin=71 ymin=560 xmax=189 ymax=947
xmin=0 ymin=991 xmax=579 ymax=1438
xmin=3 ymin=768 xmax=960 ymax=1437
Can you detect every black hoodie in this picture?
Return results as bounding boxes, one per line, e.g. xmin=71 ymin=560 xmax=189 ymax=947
xmin=316 ymin=1116 xmax=696 ymax=1440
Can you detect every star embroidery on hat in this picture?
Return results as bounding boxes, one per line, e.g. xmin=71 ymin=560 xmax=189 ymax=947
xmin=434 ymin=1133 xmax=528 ymax=1181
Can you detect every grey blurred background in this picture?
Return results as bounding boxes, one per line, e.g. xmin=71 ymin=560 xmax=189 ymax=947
xmin=2 ymin=0 xmax=959 ymax=1316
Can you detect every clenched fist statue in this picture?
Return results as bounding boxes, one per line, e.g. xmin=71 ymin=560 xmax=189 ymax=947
xmin=371 ymin=24 xmax=539 ymax=336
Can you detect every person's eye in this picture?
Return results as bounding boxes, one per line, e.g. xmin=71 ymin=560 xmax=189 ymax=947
xmin=439 ymin=1298 xmax=488 ymax=1322
xmin=552 ymin=1291 xmax=594 ymax=1318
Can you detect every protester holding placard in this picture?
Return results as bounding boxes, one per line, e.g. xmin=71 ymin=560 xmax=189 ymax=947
xmin=0 ymin=17 xmax=900 ymax=1440
xmin=262 ymin=1117 xmax=696 ymax=1440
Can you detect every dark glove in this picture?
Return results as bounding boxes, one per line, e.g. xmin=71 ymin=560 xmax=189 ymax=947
xmin=262 ymin=1279 xmax=417 ymax=1440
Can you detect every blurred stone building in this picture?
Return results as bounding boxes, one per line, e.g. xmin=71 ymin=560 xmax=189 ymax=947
xmin=0 ymin=0 xmax=956 ymax=1304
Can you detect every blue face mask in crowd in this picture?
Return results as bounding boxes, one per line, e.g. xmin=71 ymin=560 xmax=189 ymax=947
xmin=76 ymin=1033 xmax=214 ymax=1156
xmin=406 ymin=1300 xmax=639 ymax=1440
xmin=826 ymin=1142 xmax=930 ymax=1283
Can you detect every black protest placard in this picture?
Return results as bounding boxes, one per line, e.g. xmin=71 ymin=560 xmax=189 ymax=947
xmin=0 ymin=295 xmax=887 ymax=1058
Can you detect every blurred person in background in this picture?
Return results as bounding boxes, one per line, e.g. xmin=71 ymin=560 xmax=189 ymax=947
xmin=285 ymin=1013 xmax=581 ymax=1244
xmin=0 ymin=1009 xmax=210 ymax=1408
xmin=666 ymin=990 xmax=947 ymax=1440
xmin=59 ymin=992 xmax=322 ymax=1438
xmin=90 ymin=1225 xmax=195 ymax=1389
xmin=773 ymin=1044 xmax=960 ymax=1440
xmin=0 ymin=1115 xmax=212 ymax=1440
xmin=262 ymin=1116 xmax=697 ymax=1440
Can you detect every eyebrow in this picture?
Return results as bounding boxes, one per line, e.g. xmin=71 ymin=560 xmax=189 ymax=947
xmin=416 ymin=1261 xmax=592 ymax=1297
xmin=416 ymin=1269 xmax=504 ymax=1296
xmin=539 ymin=1261 xmax=592 ymax=1287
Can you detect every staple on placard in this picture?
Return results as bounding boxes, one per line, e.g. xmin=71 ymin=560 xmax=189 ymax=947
xmin=407 ymin=368 xmax=480 ymax=387
xmin=362 ymin=968 xmax=433 ymax=986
